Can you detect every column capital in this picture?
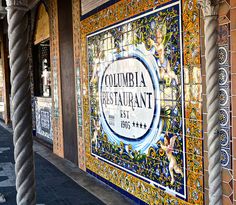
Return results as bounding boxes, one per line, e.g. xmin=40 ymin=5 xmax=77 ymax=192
xmin=198 ymin=0 xmax=219 ymax=17
xmin=6 ymin=0 xmax=28 ymax=10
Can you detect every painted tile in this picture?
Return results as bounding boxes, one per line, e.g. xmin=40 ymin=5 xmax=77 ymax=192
xmin=88 ymin=1 xmax=187 ymax=198
xmin=218 ymin=24 xmax=231 ymax=169
xmin=78 ymin=0 xmax=203 ymax=203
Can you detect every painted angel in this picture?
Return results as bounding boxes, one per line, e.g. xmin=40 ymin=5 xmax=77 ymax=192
xmin=91 ymin=119 xmax=100 ymax=151
xmin=90 ymin=50 xmax=105 ymax=84
xmin=148 ymin=23 xmax=178 ymax=86
xmin=90 ymin=57 xmax=100 ymax=84
xmin=158 ymin=134 xmax=183 ymax=185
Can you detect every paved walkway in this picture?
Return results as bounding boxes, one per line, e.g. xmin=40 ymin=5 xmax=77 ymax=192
xmin=0 ymin=124 xmax=131 ymax=205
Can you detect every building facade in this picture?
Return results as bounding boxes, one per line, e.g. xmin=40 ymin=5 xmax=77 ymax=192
xmin=1 ymin=0 xmax=236 ymax=204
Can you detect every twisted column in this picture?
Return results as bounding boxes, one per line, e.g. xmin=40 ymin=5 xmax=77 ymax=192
xmin=198 ymin=0 xmax=222 ymax=204
xmin=6 ymin=0 xmax=36 ymax=204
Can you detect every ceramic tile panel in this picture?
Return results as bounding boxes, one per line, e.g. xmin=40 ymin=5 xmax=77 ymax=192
xmin=72 ymin=0 xmax=86 ymax=170
xmin=49 ymin=0 xmax=64 ymax=157
xmin=88 ymin=1 xmax=187 ymax=198
xmin=218 ymin=24 xmax=231 ymax=169
xmin=77 ymin=0 xmax=203 ymax=204
xmin=231 ymin=3 xmax=236 ymax=203
xmin=34 ymin=97 xmax=53 ymax=142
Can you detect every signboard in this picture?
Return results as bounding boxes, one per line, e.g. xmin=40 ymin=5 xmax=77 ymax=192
xmin=81 ymin=0 xmax=119 ymax=19
xmin=81 ymin=0 xmax=110 ymax=16
xmin=88 ymin=1 xmax=186 ymax=198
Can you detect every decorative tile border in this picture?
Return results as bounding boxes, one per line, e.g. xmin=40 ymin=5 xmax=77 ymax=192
xmin=218 ymin=24 xmax=231 ymax=169
xmin=49 ymin=0 xmax=64 ymax=157
xmin=72 ymin=0 xmax=86 ymax=170
xmin=75 ymin=0 xmax=203 ymax=204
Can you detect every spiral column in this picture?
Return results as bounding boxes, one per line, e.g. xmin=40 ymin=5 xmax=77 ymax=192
xmin=6 ymin=0 xmax=36 ymax=204
xmin=198 ymin=0 xmax=222 ymax=205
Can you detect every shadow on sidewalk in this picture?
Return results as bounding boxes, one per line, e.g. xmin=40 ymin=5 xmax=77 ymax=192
xmin=0 ymin=125 xmax=105 ymax=205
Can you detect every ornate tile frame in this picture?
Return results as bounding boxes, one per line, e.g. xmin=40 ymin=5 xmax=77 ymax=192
xmin=76 ymin=0 xmax=203 ymax=204
xmin=87 ymin=1 xmax=187 ymax=199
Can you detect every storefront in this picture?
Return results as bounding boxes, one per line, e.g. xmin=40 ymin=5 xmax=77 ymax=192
xmin=0 ymin=0 xmax=228 ymax=204
xmin=0 ymin=0 xmax=234 ymax=204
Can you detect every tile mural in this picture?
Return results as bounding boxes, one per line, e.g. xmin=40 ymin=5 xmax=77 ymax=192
xmin=79 ymin=0 xmax=203 ymax=204
xmin=88 ymin=1 xmax=186 ymax=198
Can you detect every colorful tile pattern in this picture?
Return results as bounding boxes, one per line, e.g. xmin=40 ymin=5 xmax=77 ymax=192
xmin=77 ymin=0 xmax=203 ymax=204
xmin=34 ymin=97 xmax=53 ymax=142
xmin=218 ymin=24 xmax=231 ymax=168
xmin=72 ymin=0 xmax=86 ymax=170
xmin=49 ymin=0 xmax=64 ymax=157
xmin=88 ymin=2 xmax=186 ymax=198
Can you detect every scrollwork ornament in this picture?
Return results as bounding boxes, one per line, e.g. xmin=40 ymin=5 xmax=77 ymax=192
xmin=198 ymin=0 xmax=219 ymax=17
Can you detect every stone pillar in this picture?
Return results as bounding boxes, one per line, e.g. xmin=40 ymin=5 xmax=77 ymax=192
xmin=6 ymin=0 xmax=36 ymax=204
xmin=198 ymin=0 xmax=222 ymax=205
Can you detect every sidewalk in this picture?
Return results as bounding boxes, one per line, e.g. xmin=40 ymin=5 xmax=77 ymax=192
xmin=0 ymin=124 xmax=134 ymax=205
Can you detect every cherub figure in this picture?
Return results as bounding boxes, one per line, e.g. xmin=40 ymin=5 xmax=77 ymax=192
xmin=148 ymin=23 xmax=178 ymax=86
xmin=90 ymin=57 xmax=100 ymax=84
xmin=158 ymin=134 xmax=183 ymax=185
xmin=90 ymin=50 xmax=104 ymax=84
xmin=91 ymin=119 xmax=100 ymax=151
